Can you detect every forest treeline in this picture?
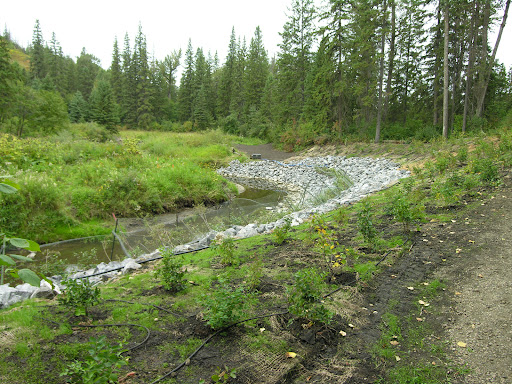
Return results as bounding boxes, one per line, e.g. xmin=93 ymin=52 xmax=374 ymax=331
xmin=1 ymin=0 xmax=511 ymax=147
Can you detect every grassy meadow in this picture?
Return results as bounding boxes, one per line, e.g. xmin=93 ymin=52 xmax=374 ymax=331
xmin=0 ymin=124 xmax=255 ymax=243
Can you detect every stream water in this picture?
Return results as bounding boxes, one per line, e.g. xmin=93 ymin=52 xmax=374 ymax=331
xmin=35 ymin=186 xmax=286 ymax=269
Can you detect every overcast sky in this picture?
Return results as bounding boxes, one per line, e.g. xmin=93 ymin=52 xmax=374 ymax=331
xmin=2 ymin=0 xmax=511 ymax=71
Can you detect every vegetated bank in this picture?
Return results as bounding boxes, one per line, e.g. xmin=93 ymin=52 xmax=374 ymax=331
xmin=0 ymin=124 xmax=252 ymax=243
xmin=2 ymin=128 xmax=512 ymax=383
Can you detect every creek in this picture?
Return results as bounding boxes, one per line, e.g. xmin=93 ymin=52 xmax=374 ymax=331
xmin=35 ymin=186 xmax=286 ymax=269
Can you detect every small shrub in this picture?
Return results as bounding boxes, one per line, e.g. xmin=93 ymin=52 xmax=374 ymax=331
xmin=244 ymin=260 xmax=263 ymax=291
xmin=155 ymin=248 xmax=186 ymax=293
xmin=58 ymin=278 xmax=100 ymax=317
xmin=273 ymin=218 xmax=292 ymax=245
xmin=357 ymin=199 xmax=378 ymax=245
xmin=200 ymin=279 xmax=253 ymax=330
xmin=287 ymin=268 xmax=332 ymax=323
xmin=60 ymin=336 xmax=127 ymax=384
xmin=471 ymin=158 xmax=500 ymax=183
xmin=387 ymin=192 xmax=424 ymax=232
xmin=211 ymin=236 xmax=238 ymax=266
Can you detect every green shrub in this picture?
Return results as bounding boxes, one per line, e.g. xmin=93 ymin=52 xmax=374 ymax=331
xmin=387 ymin=192 xmax=425 ymax=232
xmin=357 ymin=199 xmax=378 ymax=245
xmin=273 ymin=218 xmax=292 ymax=245
xmin=60 ymin=336 xmax=127 ymax=384
xmin=471 ymin=158 xmax=500 ymax=183
xmin=58 ymin=278 xmax=100 ymax=317
xmin=211 ymin=236 xmax=237 ymax=265
xmin=200 ymin=279 xmax=253 ymax=330
xmin=155 ymin=248 xmax=186 ymax=292
xmin=287 ymin=268 xmax=332 ymax=323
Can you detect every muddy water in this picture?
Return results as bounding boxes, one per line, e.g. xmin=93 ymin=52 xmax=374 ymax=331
xmin=36 ymin=186 xmax=286 ymax=268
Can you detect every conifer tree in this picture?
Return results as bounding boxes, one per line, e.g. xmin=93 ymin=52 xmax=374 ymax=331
xmin=89 ymin=80 xmax=119 ymax=132
xmin=110 ymin=37 xmax=123 ymax=105
xmin=276 ymin=0 xmax=317 ymax=125
xmin=30 ymin=20 xmax=46 ymax=80
xmin=178 ymin=40 xmax=195 ymax=122
xmin=243 ymin=27 xmax=269 ymax=116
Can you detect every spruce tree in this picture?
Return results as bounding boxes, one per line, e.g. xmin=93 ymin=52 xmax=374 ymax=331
xmin=89 ymin=80 xmax=119 ymax=132
xmin=243 ymin=27 xmax=269 ymax=117
xmin=276 ymin=0 xmax=317 ymax=125
xmin=110 ymin=37 xmax=123 ymax=105
xmin=30 ymin=20 xmax=46 ymax=80
xmin=178 ymin=40 xmax=195 ymax=122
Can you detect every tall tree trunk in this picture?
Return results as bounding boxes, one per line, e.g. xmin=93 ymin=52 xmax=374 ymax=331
xmin=462 ymin=1 xmax=479 ymax=133
xmin=375 ymin=0 xmax=388 ymax=144
xmin=442 ymin=1 xmax=450 ymax=139
xmin=384 ymin=0 xmax=396 ymax=118
xmin=433 ymin=4 xmax=442 ymax=126
xmin=475 ymin=0 xmax=511 ymax=117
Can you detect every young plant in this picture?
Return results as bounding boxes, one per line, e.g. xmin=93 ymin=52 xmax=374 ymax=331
xmin=356 ymin=199 xmax=378 ymax=246
xmin=387 ymin=193 xmax=424 ymax=233
xmin=154 ymin=247 xmax=186 ymax=293
xmin=211 ymin=236 xmax=238 ymax=266
xmin=273 ymin=217 xmax=292 ymax=245
xmin=200 ymin=279 xmax=253 ymax=330
xmin=60 ymin=335 xmax=128 ymax=384
xmin=58 ymin=278 xmax=101 ymax=317
xmin=287 ymin=268 xmax=332 ymax=323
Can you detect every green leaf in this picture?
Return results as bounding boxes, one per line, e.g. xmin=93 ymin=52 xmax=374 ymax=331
xmin=0 ymin=183 xmax=18 ymax=194
xmin=211 ymin=375 xmax=220 ymax=381
xmin=9 ymin=238 xmax=30 ymax=249
xmin=0 ymin=254 xmax=16 ymax=266
xmin=9 ymin=254 xmax=33 ymax=262
xmin=26 ymin=240 xmax=40 ymax=252
xmin=18 ymin=269 xmax=41 ymax=287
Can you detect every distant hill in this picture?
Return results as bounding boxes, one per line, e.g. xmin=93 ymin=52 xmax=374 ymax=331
xmin=9 ymin=46 xmax=30 ymax=71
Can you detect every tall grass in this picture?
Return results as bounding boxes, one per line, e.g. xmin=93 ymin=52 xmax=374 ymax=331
xmin=0 ymin=127 xmax=241 ymax=242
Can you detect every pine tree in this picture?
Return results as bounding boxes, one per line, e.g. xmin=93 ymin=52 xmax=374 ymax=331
xmin=178 ymin=40 xmax=195 ymax=122
xmin=30 ymin=20 xmax=46 ymax=80
xmin=243 ymin=27 xmax=269 ymax=117
xmin=276 ymin=0 xmax=317 ymax=125
xmin=110 ymin=37 xmax=123 ymax=105
xmin=217 ymin=27 xmax=238 ymax=118
xmin=134 ymin=24 xmax=153 ymax=129
xmin=89 ymin=80 xmax=119 ymax=132
xmin=68 ymin=90 xmax=88 ymax=123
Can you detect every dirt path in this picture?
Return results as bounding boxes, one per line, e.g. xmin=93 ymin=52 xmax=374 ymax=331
xmin=434 ymin=173 xmax=512 ymax=383
xmin=234 ymin=143 xmax=296 ymax=161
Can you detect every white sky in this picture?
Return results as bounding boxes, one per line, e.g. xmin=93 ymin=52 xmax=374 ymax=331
xmin=2 ymin=0 xmax=512 ymax=71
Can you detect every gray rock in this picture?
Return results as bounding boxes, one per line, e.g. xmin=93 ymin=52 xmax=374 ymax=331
xmin=30 ymin=286 xmax=56 ymax=300
xmin=122 ymin=260 xmax=142 ymax=275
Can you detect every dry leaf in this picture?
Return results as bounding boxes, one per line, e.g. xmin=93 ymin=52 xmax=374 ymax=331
xmin=395 ymin=355 xmax=401 ymax=361
xmin=418 ymin=300 xmax=430 ymax=306
xmin=456 ymin=248 xmax=462 ymax=254
xmin=390 ymin=340 xmax=399 ymax=346
xmin=286 ymin=352 xmax=297 ymax=358
xmin=259 ymin=328 xmax=266 ymax=333
xmin=416 ymin=317 xmax=423 ymax=322
xmin=468 ymin=240 xmax=475 ymax=243
xmin=478 ymin=274 xmax=484 ymax=278
xmin=457 ymin=342 xmax=467 ymax=348
xmin=407 ymin=286 xmax=414 ymax=290
xmin=348 ymin=323 xmax=355 ymax=328
xmin=455 ymin=292 xmax=461 ymax=295
xmin=339 ymin=330 xmax=347 ymax=337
